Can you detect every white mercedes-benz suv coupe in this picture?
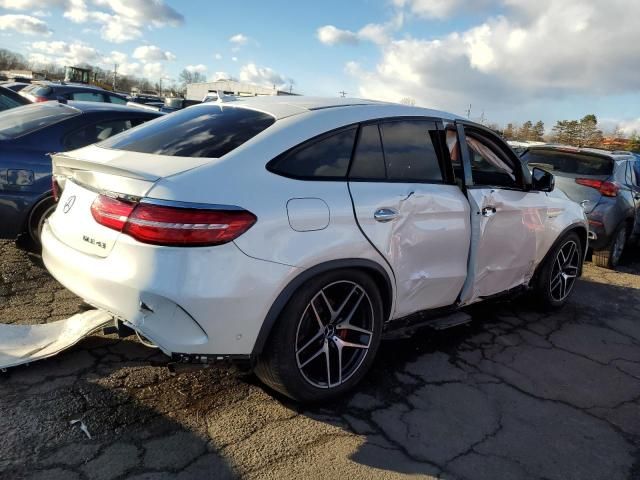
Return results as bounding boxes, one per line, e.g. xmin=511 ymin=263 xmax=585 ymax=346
xmin=42 ymin=97 xmax=587 ymax=401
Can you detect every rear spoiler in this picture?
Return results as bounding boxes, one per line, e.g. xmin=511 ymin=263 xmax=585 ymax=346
xmin=52 ymin=152 xmax=160 ymax=182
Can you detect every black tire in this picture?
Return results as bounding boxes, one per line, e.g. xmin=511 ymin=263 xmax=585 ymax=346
xmin=593 ymin=223 xmax=627 ymax=269
xmin=532 ymin=232 xmax=583 ymax=310
xmin=27 ymin=196 xmax=57 ymax=250
xmin=254 ymin=269 xmax=384 ymax=403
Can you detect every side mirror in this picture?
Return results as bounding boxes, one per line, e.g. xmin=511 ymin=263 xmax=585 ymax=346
xmin=532 ymin=167 xmax=555 ymax=192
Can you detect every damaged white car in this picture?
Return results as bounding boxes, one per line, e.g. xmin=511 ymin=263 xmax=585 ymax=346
xmin=39 ymin=97 xmax=587 ymax=401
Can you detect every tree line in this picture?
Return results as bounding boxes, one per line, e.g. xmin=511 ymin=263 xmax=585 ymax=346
xmin=0 ymin=47 xmax=180 ymax=95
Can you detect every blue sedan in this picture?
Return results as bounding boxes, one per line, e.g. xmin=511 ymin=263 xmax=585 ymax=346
xmin=0 ymin=100 xmax=162 ymax=247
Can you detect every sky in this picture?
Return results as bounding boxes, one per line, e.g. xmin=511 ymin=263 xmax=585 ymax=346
xmin=0 ymin=0 xmax=639 ymax=133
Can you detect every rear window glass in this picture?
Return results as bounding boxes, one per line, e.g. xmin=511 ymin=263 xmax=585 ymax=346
xmin=100 ymin=105 xmax=275 ymax=158
xmin=23 ymin=85 xmax=52 ymax=97
xmin=0 ymin=103 xmax=78 ymax=139
xmin=268 ymin=128 xmax=357 ymax=179
xmin=523 ymin=149 xmax=613 ymax=176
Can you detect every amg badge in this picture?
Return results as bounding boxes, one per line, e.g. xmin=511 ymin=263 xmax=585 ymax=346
xmin=83 ymin=235 xmax=106 ymax=249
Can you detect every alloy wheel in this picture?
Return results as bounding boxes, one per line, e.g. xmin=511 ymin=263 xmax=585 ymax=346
xmin=549 ymin=240 xmax=580 ymax=302
xmin=295 ymin=280 xmax=374 ymax=389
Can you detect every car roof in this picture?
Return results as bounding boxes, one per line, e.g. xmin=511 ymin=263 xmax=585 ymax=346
xmin=199 ymin=95 xmax=463 ymax=121
xmin=527 ymin=144 xmax=635 ymax=161
xmin=23 ymin=100 xmax=162 ymax=115
xmin=34 ymin=82 xmax=125 ymax=96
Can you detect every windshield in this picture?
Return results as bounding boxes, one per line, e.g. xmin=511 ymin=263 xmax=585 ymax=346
xmin=0 ymin=102 xmax=79 ymax=139
xmin=99 ymin=104 xmax=275 ymax=158
xmin=522 ymin=149 xmax=613 ymax=176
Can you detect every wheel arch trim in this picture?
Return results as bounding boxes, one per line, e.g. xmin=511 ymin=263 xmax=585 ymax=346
xmin=251 ymin=258 xmax=393 ymax=357
xmin=533 ymin=222 xmax=588 ymax=282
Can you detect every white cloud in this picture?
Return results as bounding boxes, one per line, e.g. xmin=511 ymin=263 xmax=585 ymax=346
xmin=619 ymin=118 xmax=640 ymax=136
xmin=132 ymin=44 xmax=175 ymax=62
xmin=317 ymin=15 xmax=403 ymax=46
xmin=142 ymin=61 xmax=164 ymax=78
xmin=210 ymin=71 xmax=232 ymax=81
xmin=0 ymin=14 xmax=51 ymax=35
xmin=5 ymin=0 xmax=184 ymax=43
xmin=392 ymin=0 xmax=496 ymax=20
xmin=30 ymin=40 xmax=100 ymax=65
xmin=345 ymin=0 xmax=640 ymax=113
xmin=317 ymin=25 xmax=359 ymax=46
xmin=186 ymin=64 xmax=207 ymax=73
xmin=231 ymin=56 xmax=238 ymax=62
xmin=229 ymin=33 xmax=248 ymax=45
xmin=214 ymin=52 xmax=222 ymax=60
xmin=239 ymin=63 xmax=292 ymax=89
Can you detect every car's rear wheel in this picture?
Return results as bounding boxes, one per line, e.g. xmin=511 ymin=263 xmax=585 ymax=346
xmin=255 ymin=269 xmax=383 ymax=402
xmin=532 ymin=232 xmax=582 ymax=310
xmin=593 ymin=223 xmax=627 ymax=269
xmin=27 ymin=196 xmax=57 ymax=250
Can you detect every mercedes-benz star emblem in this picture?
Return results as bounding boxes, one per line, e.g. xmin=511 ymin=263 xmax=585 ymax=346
xmin=63 ymin=195 xmax=76 ymax=214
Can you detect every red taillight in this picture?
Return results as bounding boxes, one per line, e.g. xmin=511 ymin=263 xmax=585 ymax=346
xmin=34 ymin=96 xmax=49 ymax=102
xmin=51 ymin=177 xmax=60 ymax=201
xmin=91 ymin=195 xmax=136 ymax=231
xmin=575 ymin=178 xmax=619 ymax=197
xmin=90 ymin=195 xmax=256 ymax=246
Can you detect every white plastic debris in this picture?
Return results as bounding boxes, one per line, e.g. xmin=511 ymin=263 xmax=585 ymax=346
xmin=0 ymin=309 xmax=113 ymax=369
xmin=70 ymin=419 xmax=92 ymax=439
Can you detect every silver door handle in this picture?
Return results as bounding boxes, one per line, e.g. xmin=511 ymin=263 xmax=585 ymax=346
xmin=374 ymin=208 xmax=399 ymax=222
xmin=482 ymin=206 xmax=497 ymax=217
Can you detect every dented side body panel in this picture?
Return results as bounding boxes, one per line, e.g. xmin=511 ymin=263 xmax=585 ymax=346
xmin=459 ymin=187 xmax=587 ymax=305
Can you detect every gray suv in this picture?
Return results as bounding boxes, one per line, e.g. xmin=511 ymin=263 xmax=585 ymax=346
xmin=522 ymin=146 xmax=640 ymax=268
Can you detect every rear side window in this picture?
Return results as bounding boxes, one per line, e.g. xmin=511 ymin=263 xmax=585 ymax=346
xmin=380 ymin=121 xmax=443 ymax=182
xmin=522 ymin=150 xmax=613 ymax=176
xmin=64 ymin=119 xmax=136 ymax=150
xmin=268 ymin=128 xmax=357 ymax=179
xmin=107 ymin=95 xmax=127 ymax=104
xmin=349 ymin=124 xmax=386 ymax=180
xmin=100 ymin=105 xmax=275 ymax=158
xmin=70 ymin=91 xmax=105 ymax=102
xmin=0 ymin=103 xmax=78 ymax=139
xmin=0 ymin=92 xmax=23 ymax=111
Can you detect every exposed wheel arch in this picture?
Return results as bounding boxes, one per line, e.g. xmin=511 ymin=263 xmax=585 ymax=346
xmin=533 ymin=223 xmax=588 ymax=283
xmin=252 ymin=258 xmax=393 ymax=357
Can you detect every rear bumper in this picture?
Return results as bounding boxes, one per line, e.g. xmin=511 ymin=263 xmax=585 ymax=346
xmin=586 ymin=204 xmax=625 ymax=251
xmin=41 ymin=223 xmax=298 ymax=356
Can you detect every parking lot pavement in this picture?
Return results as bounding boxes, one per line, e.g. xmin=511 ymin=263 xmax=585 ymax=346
xmin=1 ymin=240 xmax=640 ymax=480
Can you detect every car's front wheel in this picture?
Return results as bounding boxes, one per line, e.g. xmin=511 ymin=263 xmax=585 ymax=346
xmin=255 ymin=269 xmax=383 ymax=402
xmin=532 ymin=232 xmax=583 ymax=310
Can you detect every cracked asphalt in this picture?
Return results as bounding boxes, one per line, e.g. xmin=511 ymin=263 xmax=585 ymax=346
xmin=1 ymin=239 xmax=640 ymax=480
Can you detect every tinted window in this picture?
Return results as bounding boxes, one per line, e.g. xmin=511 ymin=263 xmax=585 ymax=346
xmin=269 ymin=128 xmax=357 ymax=178
xmin=0 ymin=103 xmax=79 ymax=139
xmin=0 ymin=92 xmax=23 ymax=111
xmin=100 ymin=105 xmax=275 ymax=158
xmin=64 ymin=119 xmax=135 ymax=150
xmin=23 ymin=84 xmax=52 ymax=97
xmin=380 ymin=121 xmax=443 ymax=182
xmin=71 ymin=91 xmax=105 ymax=102
xmin=108 ymin=95 xmax=127 ymax=105
xmin=349 ymin=124 xmax=386 ymax=180
xmin=522 ymin=149 xmax=613 ymax=176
